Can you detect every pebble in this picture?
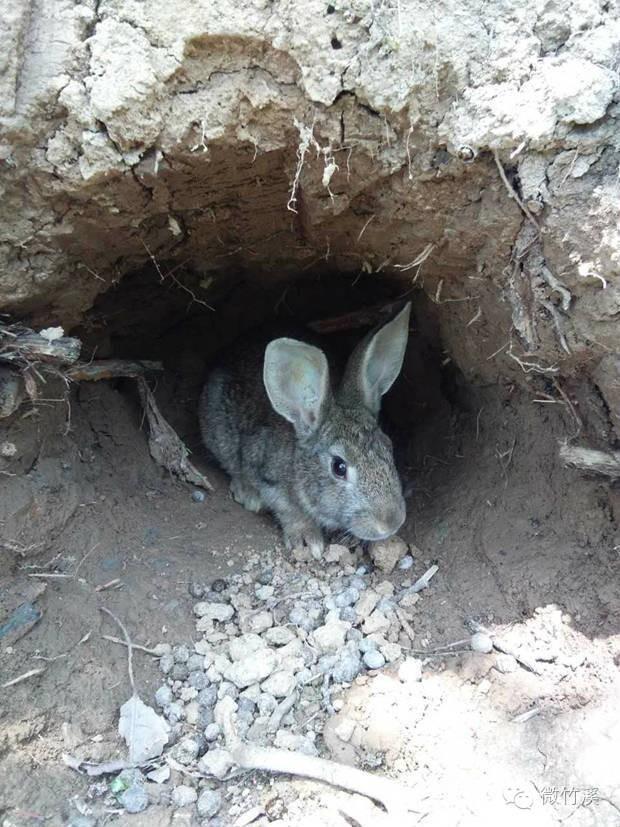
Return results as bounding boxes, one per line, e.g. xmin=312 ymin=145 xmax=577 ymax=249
xmin=398 ymin=554 xmax=414 ymax=570
xmin=229 ymin=633 xmax=266 ymax=661
xmin=363 ymin=649 xmax=386 ymax=669
xmin=260 ymin=670 xmax=297 ymax=697
xmin=355 ymin=589 xmax=380 ymax=620
xmin=224 ymin=649 xmax=277 ymax=688
xmin=335 ymin=587 xmax=359 ymax=607
xmin=369 ymin=536 xmax=408 ymax=574
xmin=332 ymin=648 xmax=362 ymax=683
xmin=274 ymin=730 xmax=318 ymax=756
xmin=495 ymin=653 xmax=518 ymax=674
xmin=212 ymin=579 xmax=228 ymax=593
xmin=197 ymin=789 xmax=223 ymax=818
xmin=192 ymin=489 xmax=206 ymax=502
xmin=165 ymin=701 xmax=184 ymax=723
xmin=171 ymin=663 xmax=189 ymax=681
xmin=185 ymin=701 xmax=200 ymax=726
xmin=119 ymin=784 xmax=149 ymax=813
xmin=288 ymin=606 xmax=316 ymax=632
xmin=257 ymin=568 xmax=273 ymax=585
xmin=257 ymin=692 xmax=277 ymax=715
xmin=189 ymin=581 xmax=205 ymax=599
xmin=470 ymin=632 xmax=494 ymax=653
xmin=155 ymin=685 xmax=172 ymax=707
xmin=187 ymin=653 xmax=205 ymax=671
xmin=255 ymin=584 xmax=275 ymax=601
xmin=204 ymin=722 xmax=221 ymax=741
xmin=173 ymin=645 xmax=190 ymax=663
xmin=362 ymin=610 xmax=390 ymax=635
xmin=171 ymin=736 xmax=200 ymax=765
xmin=399 ymin=592 xmax=420 ymax=609
xmin=159 ymin=653 xmax=174 ymax=674
xmin=197 ymin=748 xmax=234 ymax=780
xmin=189 ymin=670 xmax=209 ymax=690
xmin=194 ymin=602 xmax=235 ymax=622
xmin=380 ymin=642 xmax=402 ymax=662
xmin=263 ymin=626 xmax=296 ymax=646
xmin=68 ymin=818 xmax=96 ymax=827
xmin=171 ymin=785 xmax=197 ymax=807
xmin=312 ymin=619 xmax=350 ymax=654
xmin=197 ymin=686 xmax=218 ymax=707
xmin=334 ymin=717 xmax=356 ymax=742
xmin=240 ymin=609 xmax=273 ymax=634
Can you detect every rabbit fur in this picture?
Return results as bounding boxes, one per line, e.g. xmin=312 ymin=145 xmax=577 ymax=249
xmin=199 ymin=303 xmax=411 ymax=559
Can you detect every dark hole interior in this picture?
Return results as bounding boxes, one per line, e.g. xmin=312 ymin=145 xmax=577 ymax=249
xmin=75 ymin=264 xmax=463 ymax=491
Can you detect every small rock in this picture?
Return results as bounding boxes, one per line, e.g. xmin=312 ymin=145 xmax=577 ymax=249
xmin=334 ymin=717 xmax=356 ymax=742
xmin=187 ymin=653 xmax=205 ymax=671
xmin=398 ymin=658 xmax=422 ymax=683
xmin=263 ymin=626 xmax=296 ymax=646
xmin=189 ymin=581 xmax=205 ymax=599
xmin=274 ymin=730 xmax=318 ymax=756
xmin=155 ymin=685 xmax=172 ymax=708
xmin=196 ymin=789 xmax=223 ymax=818
xmin=68 ymin=818 xmax=96 ymax=827
xmin=171 ymin=663 xmax=189 ymax=682
xmin=171 ymin=785 xmax=197 ymax=807
xmin=288 ymin=605 xmax=318 ymax=632
xmin=189 ymin=670 xmax=209 ymax=690
xmin=495 ymin=653 xmax=518 ymax=674
xmin=204 ymin=722 xmax=221 ymax=741
xmin=380 ymin=642 xmax=402 ymax=662
xmin=119 ymin=783 xmax=148 ymax=813
xmin=173 ymin=644 xmax=190 ymax=663
xmin=194 ymin=602 xmax=234 ymax=622
xmin=260 ymin=670 xmax=297 ymax=698
xmin=398 ymin=555 xmax=414 ymax=570
xmin=312 ymin=619 xmax=350 ymax=654
xmin=362 ymin=610 xmax=390 ymax=635
xmin=355 ymin=589 xmax=380 ymax=620
xmin=470 ymin=632 xmax=493 ymax=653
xmin=257 ymin=692 xmax=277 ymax=715
xmin=185 ymin=701 xmax=201 ymax=726
xmin=212 ymin=578 xmax=228 ymax=593
xmin=257 ymin=568 xmax=273 ymax=585
xmin=324 ymin=543 xmax=349 ymax=563
xmin=0 ymin=441 xmax=17 ymax=457
xmin=228 ymin=633 xmax=267 ymax=662
xmin=237 ymin=696 xmax=256 ymax=718
xmin=369 ymin=535 xmax=408 ymax=574
xmin=332 ymin=648 xmax=362 ymax=683
xmin=224 ymin=648 xmax=277 ymax=688
xmin=358 ymin=637 xmax=377 ymax=653
xmin=159 ymin=653 xmax=174 ymax=675
xmin=363 ymin=649 xmax=385 ymax=669
xmin=217 ymin=681 xmax=239 ymax=701
xmin=171 ymin=736 xmax=200 ymax=765
xmin=198 ymin=748 xmax=234 ymax=780
xmin=375 ymin=580 xmax=395 ymax=597
xmin=399 ymin=592 xmax=420 ymax=609
xmin=192 ymin=489 xmax=206 ymax=503
xmin=239 ymin=609 xmax=273 ymax=634
xmin=255 ymin=584 xmax=274 ymax=601
xmin=165 ymin=701 xmax=184 ymax=723
xmin=197 ymin=686 xmax=218 ymax=707
xmin=335 ymin=587 xmax=359 ymax=608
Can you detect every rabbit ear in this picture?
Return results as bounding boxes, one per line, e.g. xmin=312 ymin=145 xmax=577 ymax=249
xmin=340 ymin=302 xmax=411 ymax=415
xmin=263 ymin=338 xmax=330 ymax=438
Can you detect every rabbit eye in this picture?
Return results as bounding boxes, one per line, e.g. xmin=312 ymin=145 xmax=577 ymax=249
xmin=331 ymin=456 xmax=348 ymax=479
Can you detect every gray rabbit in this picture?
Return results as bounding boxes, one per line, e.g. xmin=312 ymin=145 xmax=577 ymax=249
xmin=199 ymin=302 xmax=411 ymax=559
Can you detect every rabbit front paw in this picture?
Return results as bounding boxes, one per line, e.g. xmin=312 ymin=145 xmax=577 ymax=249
xmin=283 ymin=522 xmax=325 ymax=560
xmin=230 ymin=477 xmax=264 ymax=514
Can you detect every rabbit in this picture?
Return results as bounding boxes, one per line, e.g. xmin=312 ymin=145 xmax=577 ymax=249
xmin=199 ymin=302 xmax=411 ymax=559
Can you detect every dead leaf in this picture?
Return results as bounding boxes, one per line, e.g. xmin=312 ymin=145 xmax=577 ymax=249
xmin=118 ymin=694 xmax=170 ymax=764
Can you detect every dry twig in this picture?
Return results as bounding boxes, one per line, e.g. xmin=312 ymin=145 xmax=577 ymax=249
xmin=100 ymin=607 xmax=135 ymax=694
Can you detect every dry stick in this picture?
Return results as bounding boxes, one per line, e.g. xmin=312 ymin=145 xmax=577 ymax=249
xmin=559 ymin=443 xmax=620 ymax=479
xmin=221 ymin=711 xmax=414 ymax=820
xmin=2 ymin=667 xmax=46 ymax=688
xmin=100 ymin=607 xmax=135 ymax=694
xmin=492 ymin=150 xmax=540 ymax=231
xmin=102 ymin=634 xmax=162 ymax=656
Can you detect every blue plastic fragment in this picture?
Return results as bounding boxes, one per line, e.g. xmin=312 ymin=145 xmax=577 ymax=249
xmin=0 ymin=602 xmax=42 ymax=640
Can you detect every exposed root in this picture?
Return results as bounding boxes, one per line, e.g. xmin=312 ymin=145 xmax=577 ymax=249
xmin=137 ymin=378 xmax=213 ymax=491
xmin=559 ymin=443 xmax=620 ymax=479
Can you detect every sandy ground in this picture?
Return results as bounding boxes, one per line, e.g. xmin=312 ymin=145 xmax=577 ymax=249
xmin=1 ymin=379 xmax=619 ymax=826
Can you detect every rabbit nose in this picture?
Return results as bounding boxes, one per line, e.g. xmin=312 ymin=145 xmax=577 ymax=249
xmin=374 ymin=504 xmax=406 ymax=537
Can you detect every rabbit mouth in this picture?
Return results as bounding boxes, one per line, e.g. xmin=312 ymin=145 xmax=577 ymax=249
xmin=351 ymin=514 xmax=405 ymax=542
